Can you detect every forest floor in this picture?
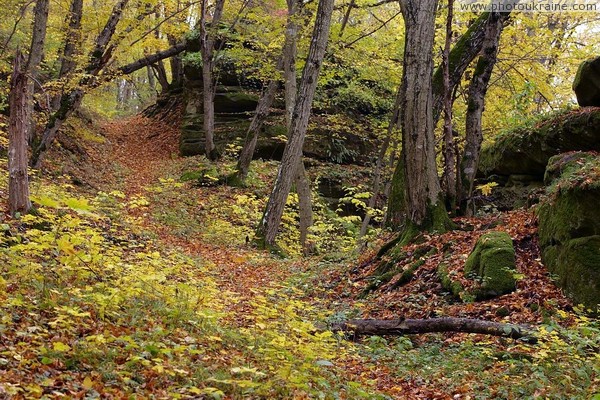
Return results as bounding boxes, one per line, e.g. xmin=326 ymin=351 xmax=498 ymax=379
xmin=0 ymin=115 xmax=598 ymax=399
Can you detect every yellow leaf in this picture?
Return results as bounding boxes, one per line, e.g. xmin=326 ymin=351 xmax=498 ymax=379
xmin=82 ymin=376 xmax=94 ymax=390
xmin=52 ymin=342 xmax=71 ymax=352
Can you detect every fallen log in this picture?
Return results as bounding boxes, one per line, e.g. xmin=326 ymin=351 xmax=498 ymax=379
xmin=332 ymin=318 xmax=537 ymax=343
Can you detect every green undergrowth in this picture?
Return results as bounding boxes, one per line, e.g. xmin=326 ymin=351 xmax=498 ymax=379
xmin=161 ymin=155 xmax=363 ymax=257
xmin=359 ymin=314 xmax=599 ymax=399
xmin=1 ymin=125 xmax=599 ymax=397
xmin=0 ymin=162 xmax=380 ymax=398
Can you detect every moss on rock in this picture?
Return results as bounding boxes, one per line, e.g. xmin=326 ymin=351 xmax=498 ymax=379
xmin=464 ymin=231 xmax=517 ymax=299
xmin=478 ymin=109 xmax=600 ymax=179
xmin=537 ymin=151 xmax=600 ymax=311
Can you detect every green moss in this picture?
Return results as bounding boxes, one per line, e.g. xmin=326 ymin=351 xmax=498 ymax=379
xmin=464 ymin=231 xmax=516 ymax=299
xmin=437 ymin=263 xmax=464 ymax=298
xmin=385 ymin=157 xmax=408 ymax=230
xmin=478 ymin=109 xmax=600 ymax=178
xmin=542 ymin=236 xmax=600 ymax=311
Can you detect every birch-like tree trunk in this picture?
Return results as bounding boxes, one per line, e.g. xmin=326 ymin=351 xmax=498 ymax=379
xmin=8 ymin=51 xmax=32 ymax=216
xmin=255 ymin=0 xmax=334 ymax=247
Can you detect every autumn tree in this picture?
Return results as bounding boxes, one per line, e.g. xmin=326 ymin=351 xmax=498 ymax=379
xmin=389 ymin=0 xmax=452 ymax=242
xmin=199 ymin=0 xmax=226 ymax=160
xmin=459 ymin=10 xmax=507 ymax=214
xmin=255 ymin=0 xmax=334 ymax=247
xmin=8 ymin=51 xmax=32 ymax=216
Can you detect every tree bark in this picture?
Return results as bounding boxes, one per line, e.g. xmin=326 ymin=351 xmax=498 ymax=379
xmin=119 ymin=42 xmax=188 ymax=75
xmin=255 ymin=0 xmax=334 ymax=247
xmin=332 ymin=318 xmax=537 ymax=343
xmin=460 ymin=11 xmax=505 ymax=215
xmin=8 ymin=51 xmax=32 ymax=216
xmin=358 ymin=88 xmax=402 ymax=240
xmin=153 ymin=60 xmax=171 ymax=93
xmin=30 ymin=0 xmax=130 ymax=168
xmin=236 ymin=77 xmax=279 ymax=181
xmin=168 ymin=35 xmax=184 ymax=89
xmin=386 ymin=4 xmax=512 ymax=229
xmin=441 ymin=0 xmax=457 ymax=213
xmin=431 ymin=9 xmax=511 ymax=123
xmin=26 ymin=0 xmax=49 ymax=143
xmin=395 ymin=0 xmax=448 ymax=234
xmin=283 ymin=0 xmax=313 ymax=254
xmin=200 ymin=0 xmax=226 ymax=160
xmin=52 ymin=0 xmax=83 ymax=111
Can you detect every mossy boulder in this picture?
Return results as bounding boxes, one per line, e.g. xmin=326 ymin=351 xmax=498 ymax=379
xmin=573 ymin=56 xmax=600 ymax=107
xmin=537 ymin=151 xmax=600 ymax=310
xmin=464 ymin=231 xmax=517 ymax=299
xmin=478 ymin=108 xmax=600 ymax=179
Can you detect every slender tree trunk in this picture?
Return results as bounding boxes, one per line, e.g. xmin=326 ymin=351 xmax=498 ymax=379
xmin=255 ymin=0 xmax=334 ymax=247
xmin=30 ymin=0 xmax=130 ymax=168
xmin=200 ymin=0 xmax=226 ymax=161
xmin=153 ymin=60 xmax=171 ymax=93
xmin=283 ymin=0 xmax=313 ymax=253
xmin=26 ymin=0 xmax=49 ymax=144
xmin=236 ymin=77 xmax=279 ymax=181
xmin=52 ymin=0 xmax=83 ymax=111
xmin=283 ymin=0 xmax=299 ymax=127
xmin=168 ymin=35 xmax=183 ymax=88
xmin=394 ymin=0 xmax=449 ymax=236
xmin=8 ymin=51 xmax=32 ymax=216
xmin=441 ymin=0 xmax=457 ymax=213
xmin=460 ymin=11 xmax=505 ymax=215
xmin=358 ymin=88 xmax=402 ymax=240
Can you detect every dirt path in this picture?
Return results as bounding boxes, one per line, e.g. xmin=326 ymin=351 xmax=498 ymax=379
xmin=102 ymin=116 xmax=290 ymax=307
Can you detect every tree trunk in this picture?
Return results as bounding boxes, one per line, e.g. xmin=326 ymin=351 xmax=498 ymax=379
xmin=8 ymin=51 xmax=32 ymax=216
xmin=236 ymin=77 xmax=279 ymax=181
xmin=30 ymin=0 xmax=130 ymax=168
xmin=460 ymin=11 xmax=505 ymax=215
xmin=283 ymin=0 xmax=313 ymax=254
xmin=153 ymin=60 xmax=171 ymax=93
xmin=358 ymin=88 xmax=402 ymax=240
xmin=441 ymin=0 xmax=457 ymax=213
xmin=168 ymin=35 xmax=184 ymax=89
xmin=295 ymin=161 xmax=313 ymax=253
xmin=331 ymin=318 xmax=537 ymax=343
xmin=26 ymin=0 xmax=49 ymax=143
xmin=255 ymin=0 xmax=334 ymax=247
xmin=395 ymin=0 xmax=449 ymax=236
xmin=386 ymin=5 xmax=512 ymax=229
xmin=119 ymin=42 xmax=188 ymax=75
xmin=431 ymin=9 xmax=511 ymax=122
xmin=52 ymin=0 xmax=83 ymax=111
xmin=200 ymin=0 xmax=226 ymax=161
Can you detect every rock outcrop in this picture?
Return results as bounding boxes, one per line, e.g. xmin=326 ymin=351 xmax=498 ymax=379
xmin=537 ymin=152 xmax=600 ymax=311
xmin=476 ymin=108 xmax=600 ymax=210
xmin=573 ymin=56 xmax=600 ymax=107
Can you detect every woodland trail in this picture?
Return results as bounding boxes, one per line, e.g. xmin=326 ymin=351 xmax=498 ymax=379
xmin=102 ymin=116 xmax=293 ymax=316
